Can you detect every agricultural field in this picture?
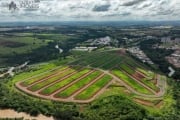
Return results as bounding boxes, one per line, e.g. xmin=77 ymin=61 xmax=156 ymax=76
xmin=15 ymin=50 xmax=165 ymax=104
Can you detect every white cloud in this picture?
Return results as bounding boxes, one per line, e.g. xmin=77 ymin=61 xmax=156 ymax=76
xmin=0 ymin=0 xmax=179 ymax=21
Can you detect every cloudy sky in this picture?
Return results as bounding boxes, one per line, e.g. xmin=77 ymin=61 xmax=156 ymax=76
xmin=0 ymin=0 xmax=180 ymax=22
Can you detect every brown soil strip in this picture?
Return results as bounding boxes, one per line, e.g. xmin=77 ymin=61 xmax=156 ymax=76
xmin=116 ymin=49 xmax=126 ymax=55
xmin=39 ymin=70 xmax=95 ymax=96
xmin=133 ymin=98 xmax=154 ymax=107
xmin=155 ymin=100 xmax=163 ymax=108
xmin=132 ymin=72 xmax=145 ymax=81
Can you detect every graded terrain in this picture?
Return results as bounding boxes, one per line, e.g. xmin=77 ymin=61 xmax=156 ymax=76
xmin=16 ymin=50 xmax=166 ymax=105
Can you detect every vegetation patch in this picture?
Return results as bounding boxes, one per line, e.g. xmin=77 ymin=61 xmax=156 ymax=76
xmin=75 ymin=75 xmax=112 ymax=100
xmin=39 ymin=69 xmax=91 ymax=95
xmin=55 ymin=71 xmax=102 ymax=98
xmin=21 ymin=66 xmax=68 ymax=86
xmin=28 ymin=68 xmax=77 ymax=92
xmin=112 ymin=69 xmax=152 ymax=94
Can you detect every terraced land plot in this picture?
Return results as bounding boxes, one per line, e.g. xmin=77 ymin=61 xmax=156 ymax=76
xmin=119 ymin=64 xmax=159 ymax=92
xmin=28 ymin=69 xmax=78 ymax=92
xmin=112 ymin=69 xmax=152 ymax=95
xmin=75 ymin=75 xmax=112 ymax=100
xmin=39 ymin=69 xmax=92 ymax=95
xmin=140 ymin=78 xmax=159 ymax=92
xmin=101 ymin=57 xmax=123 ymax=70
xmin=54 ymin=71 xmax=102 ymax=98
xmin=120 ymin=64 xmax=135 ymax=75
xmin=21 ymin=66 xmax=69 ymax=87
xmin=70 ymin=52 xmax=125 ymax=69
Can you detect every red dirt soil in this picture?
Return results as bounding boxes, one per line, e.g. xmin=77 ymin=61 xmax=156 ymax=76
xmin=117 ymin=49 xmax=126 ymax=55
xmin=155 ymin=101 xmax=163 ymax=108
xmin=133 ymin=98 xmax=154 ymax=107
xmin=132 ymin=72 xmax=145 ymax=81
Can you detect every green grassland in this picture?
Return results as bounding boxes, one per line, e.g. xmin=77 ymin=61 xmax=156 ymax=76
xmin=28 ymin=67 xmax=78 ymax=92
xmin=119 ymin=64 xmax=135 ymax=74
xmin=40 ymin=69 xmax=91 ymax=95
xmin=141 ymin=78 xmax=160 ymax=92
xmin=112 ymin=69 xmax=152 ymax=94
xmin=55 ymin=71 xmax=102 ymax=98
xmin=0 ymin=36 xmax=48 ymax=56
xmin=119 ymin=64 xmax=159 ymax=92
xmin=75 ymin=75 xmax=112 ymax=100
xmin=70 ymin=51 xmax=125 ymax=70
xmin=21 ymin=66 xmax=68 ymax=86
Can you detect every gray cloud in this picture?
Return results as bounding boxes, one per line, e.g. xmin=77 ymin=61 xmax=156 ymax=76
xmin=122 ymin=0 xmax=145 ymax=6
xmin=93 ymin=4 xmax=110 ymax=12
xmin=0 ymin=0 xmax=179 ymax=21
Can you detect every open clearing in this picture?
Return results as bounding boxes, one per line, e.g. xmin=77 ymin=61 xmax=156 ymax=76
xmin=16 ymin=50 xmax=165 ymax=105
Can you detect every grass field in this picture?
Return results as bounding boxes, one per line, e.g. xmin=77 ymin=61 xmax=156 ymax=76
xmin=75 ymin=75 xmax=112 ymax=100
xmin=28 ymin=67 xmax=80 ymax=92
xmin=21 ymin=66 xmax=68 ymax=86
xmin=112 ymin=69 xmax=152 ymax=94
xmin=0 ymin=36 xmax=48 ymax=56
xmin=140 ymin=78 xmax=160 ymax=92
xmin=40 ymin=69 xmax=91 ymax=95
xmin=55 ymin=71 xmax=102 ymax=98
xmin=70 ymin=51 xmax=124 ymax=70
xmin=120 ymin=64 xmax=135 ymax=75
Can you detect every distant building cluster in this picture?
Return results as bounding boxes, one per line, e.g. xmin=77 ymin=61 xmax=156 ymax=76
xmin=72 ymin=47 xmax=97 ymax=52
xmin=166 ymin=50 xmax=180 ymax=68
xmin=86 ymin=36 xmax=112 ymax=46
xmin=161 ymin=37 xmax=180 ymax=44
xmin=128 ymin=47 xmax=154 ymax=65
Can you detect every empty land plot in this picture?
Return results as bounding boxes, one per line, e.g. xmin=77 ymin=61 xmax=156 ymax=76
xmin=120 ymin=64 xmax=135 ymax=75
xmin=119 ymin=65 xmax=159 ymax=92
xmin=75 ymin=75 xmax=112 ymax=100
xmin=137 ymin=68 xmax=155 ymax=79
xmin=28 ymin=68 xmax=78 ymax=92
xmin=125 ymin=57 xmax=148 ymax=70
xmin=55 ymin=71 xmax=102 ymax=98
xmin=140 ymin=78 xmax=159 ymax=92
xmin=112 ymin=69 xmax=152 ymax=94
xmin=101 ymin=57 xmax=123 ymax=69
xmin=21 ymin=66 xmax=68 ymax=86
xmin=79 ymin=53 xmax=108 ymax=66
xmin=39 ymin=69 xmax=92 ymax=95
xmin=90 ymin=54 xmax=115 ymax=68
xmin=71 ymin=52 xmax=104 ymax=66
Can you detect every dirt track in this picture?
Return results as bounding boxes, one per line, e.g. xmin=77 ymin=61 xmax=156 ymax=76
xmin=0 ymin=109 xmax=54 ymax=120
xmin=15 ymin=65 xmax=166 ymax=103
